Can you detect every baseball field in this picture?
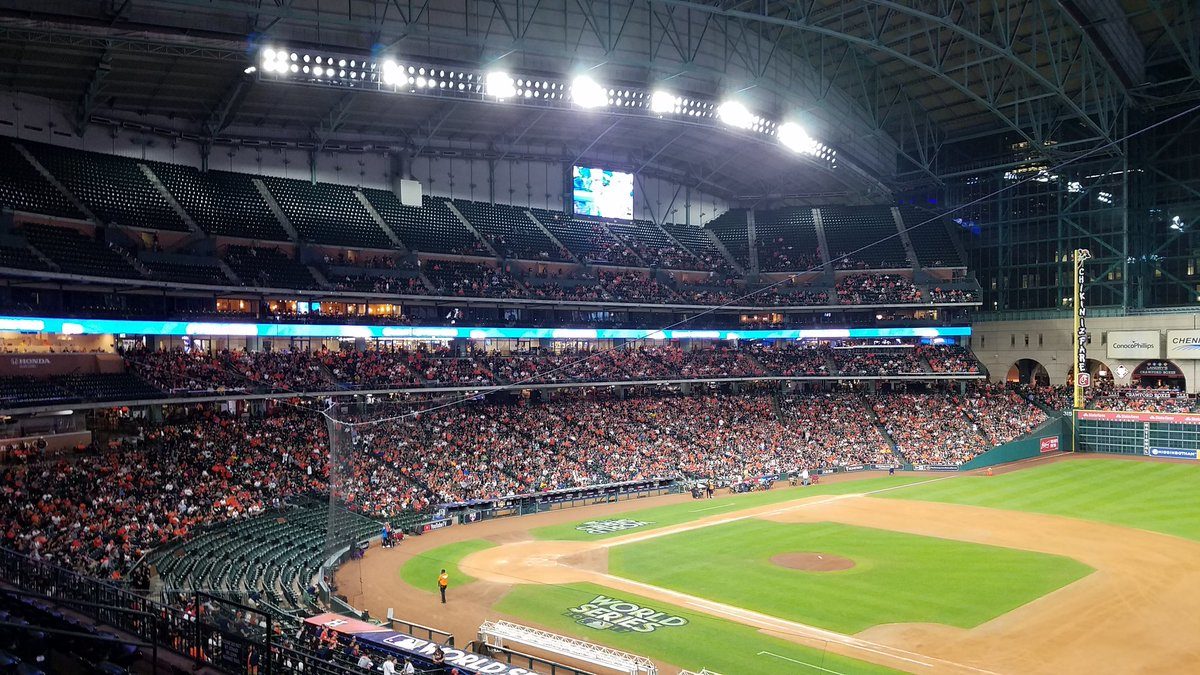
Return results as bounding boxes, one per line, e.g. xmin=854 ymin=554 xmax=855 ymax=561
xmin=337 ymin=455 xmax=1200 ymax=674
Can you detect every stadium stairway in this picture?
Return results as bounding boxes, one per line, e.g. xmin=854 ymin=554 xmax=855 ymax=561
xmin=24 ymin=241 xmax=60 ymax=272
xmin=415 ymin=269 xmax=438 ymax=294
xmin=251 ymin=178 xmax=301 ymax=242
xmin=702 ymin=227 xmax=746 ymax=276
xmin=652 ymin=219 xmax=702 ymax=266
xmin=822 ymin=350 xmax=840 ymax=376
xmin=592 ymin=219 xmax=650 ymax=268
xmin=811 ymin=208 xmax=834 ymax=273
xmin=524 ymin=210 xmax=580 ymax=263
xmin=769 ymin=391 xmax=786 ymax=423
xmin=10 ymin=142 xmax=98 ymax=223
xmin=891 ymin=207 xmax=921 ymax=270
xmin=864 ymin=404 xmax=906 ymax=464
xmin=138 ymin=164 xmax=202 ymax=235
xmin=444 ymin=200 xmax=499 ymax=258
xmin=353 ymin=190 xmax=409 ymax=251
xmin=306 ymin=264 xmax=333 ymax=289
xmin=745 ymin=209 xmax=759 ymax=274
xmin=742 ymin=349 xmax=769 ymax=378
xmin=216 ymin=258 xmax=242 ymax=284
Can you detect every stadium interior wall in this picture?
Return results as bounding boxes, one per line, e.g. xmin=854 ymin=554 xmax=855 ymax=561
xmin=0 ymin=90 xmax=728 ymax=226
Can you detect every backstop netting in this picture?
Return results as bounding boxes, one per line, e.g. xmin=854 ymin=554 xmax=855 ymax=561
xmin=321 ymin=402 xmax=380 ymax=612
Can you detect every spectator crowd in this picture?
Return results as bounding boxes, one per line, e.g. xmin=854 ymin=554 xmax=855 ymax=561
xmin=303 ymin=252 xmax=977 ymax=308
xmin=2 ymin=381 xmax=1047 ymax=582
xmin=118 ymin=342 xmax=982 ymax=397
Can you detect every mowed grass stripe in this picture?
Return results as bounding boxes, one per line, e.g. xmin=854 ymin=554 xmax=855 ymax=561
xmin=399 ymin=539 xmax=495 ymax=590
xmin=884 ymin=459 xmax=1200 ymax=541
xmin=608 ymin=520 xmax=1090 ymax=634
xmin=496 ymin=581 xmax=904 ymax=675
xmin=532 ymin=474 xmax=931 ymax=541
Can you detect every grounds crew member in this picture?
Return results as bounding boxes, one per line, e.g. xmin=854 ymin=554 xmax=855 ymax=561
xmin=438 ymin=569 xmax=449 ymax=603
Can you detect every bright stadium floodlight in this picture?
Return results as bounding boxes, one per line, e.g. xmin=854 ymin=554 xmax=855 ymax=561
xmin=717 ymin=100 xmax=754 ymax=129
xmin=650 ymin=90 xmax=679 ymax=114
xmin=482 ymin=70 xmax=516 ymax=98
xmin=382 ymin=60 xmax=403 ymax=86
xmin=572 ymin=75 xmax=608 ymax=109
xmin=777 ymin=122 xmax=820 ymax=155
xmin=260 ymin=47 xmax=289 ymax=74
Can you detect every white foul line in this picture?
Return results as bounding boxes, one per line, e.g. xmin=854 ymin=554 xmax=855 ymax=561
xmin=758 ymin=650 xmax=848 ymax=675
xmin=689 ymin=503 xmax=736 ymax=512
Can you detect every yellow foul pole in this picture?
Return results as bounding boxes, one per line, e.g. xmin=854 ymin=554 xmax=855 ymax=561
xmin=1072 ymin=248 xmax=1092 ymax=453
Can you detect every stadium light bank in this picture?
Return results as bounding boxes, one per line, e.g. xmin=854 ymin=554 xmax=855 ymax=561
xmin=257 ymin=47 xmax=835 ymax=164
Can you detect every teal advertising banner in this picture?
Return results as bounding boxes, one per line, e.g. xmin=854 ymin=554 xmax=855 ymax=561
xmin=0 ymin=315 xmax=971 ymax=341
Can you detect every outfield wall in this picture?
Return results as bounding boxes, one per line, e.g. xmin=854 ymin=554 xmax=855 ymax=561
xmin=958 ymin=416 xmax=1070 ymax=470
xmin=1076 ymin=410 xmax=1200 ymax=459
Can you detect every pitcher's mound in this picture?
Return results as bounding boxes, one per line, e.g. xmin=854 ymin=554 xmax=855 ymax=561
xmin=770 ymin=552 xmax=855 ymax=572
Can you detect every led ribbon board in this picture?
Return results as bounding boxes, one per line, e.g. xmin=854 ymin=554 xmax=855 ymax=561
xmin=0 ymin=316 xmax=970 ymax=340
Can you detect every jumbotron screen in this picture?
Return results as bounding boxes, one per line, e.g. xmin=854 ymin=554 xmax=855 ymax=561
xmin=573 ymin=165 xmax=633 ymax=219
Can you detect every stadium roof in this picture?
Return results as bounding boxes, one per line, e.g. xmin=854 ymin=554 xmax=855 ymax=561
xmin=0 ymin=1 xmax=1195 ymax=200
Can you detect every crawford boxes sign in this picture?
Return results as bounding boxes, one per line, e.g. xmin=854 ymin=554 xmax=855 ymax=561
xmin=1106 ymin=331 xmax=1160 ymax=359
xmin=566 ymin=595 xmax=689 ymax=633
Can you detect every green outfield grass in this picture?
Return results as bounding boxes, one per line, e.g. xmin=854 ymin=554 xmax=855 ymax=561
xmin=399 ymin=539 xmax=494 ymax=590
xmin=608 ymin=520 xmax=1090 ymax=634
xmin=884 ymin=458 xmax=1200 ymax=541
xmin=496 ymin=582 xmax=902 ymax=675
xmin=531 ymin=473 xmax=930 ymax=541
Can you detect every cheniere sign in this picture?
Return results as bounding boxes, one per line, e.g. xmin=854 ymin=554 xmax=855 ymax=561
xmin=1167 ymin=330 xmax=1200 ymax=359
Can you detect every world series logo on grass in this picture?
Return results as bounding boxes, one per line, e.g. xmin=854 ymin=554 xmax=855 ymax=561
xmin=566 ymin=595 xmax=688 ymax=633
xmin=575 ymin=519 xmax=653 ymax=535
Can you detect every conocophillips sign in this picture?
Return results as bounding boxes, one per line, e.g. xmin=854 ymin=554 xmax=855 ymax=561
xmin=1106 ymin=331 xmax=1160 ymax=359
xmin=1166 ymin=331 xmax=1200 ymax=359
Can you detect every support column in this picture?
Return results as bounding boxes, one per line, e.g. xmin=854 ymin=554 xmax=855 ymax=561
xmin=562 ymin=162 xmax=573 ymax=214
xmin=488 ymin=159 xmax=497 ymax=205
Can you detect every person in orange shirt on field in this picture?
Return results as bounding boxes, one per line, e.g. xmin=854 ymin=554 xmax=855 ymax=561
xmin=438 ymin=569 xmax=449 ymax=604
